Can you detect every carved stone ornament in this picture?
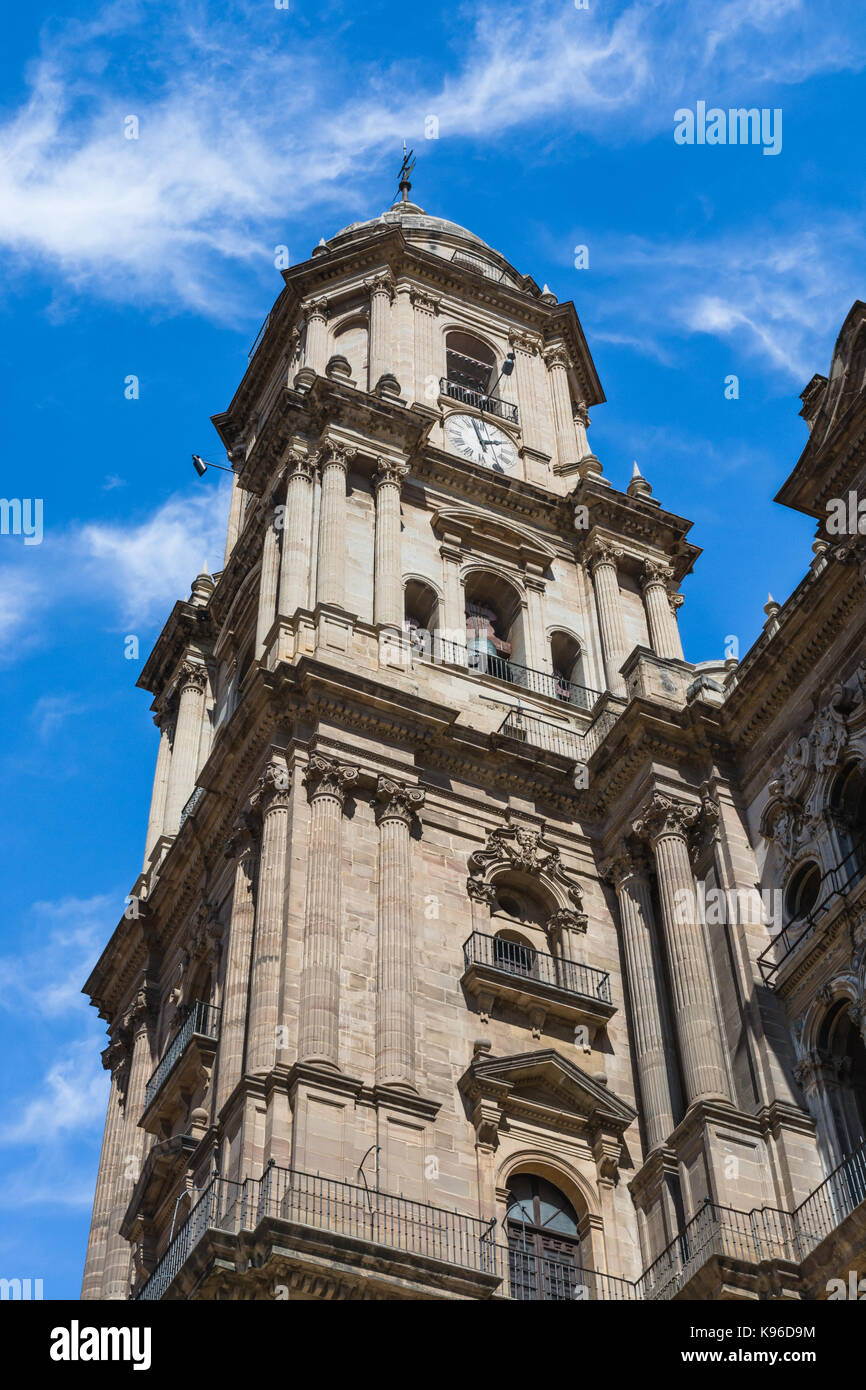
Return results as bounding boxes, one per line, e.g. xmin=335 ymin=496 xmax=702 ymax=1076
xmin=250 ymin=761 xmax=292 ymax=814
xmin=632 ymin=790 xmax=703 ymax=846
xmin=304 ymin=754 xmax=360 ymax=806
xmin=466 ymin=812 xmax=584 ymax=913
xmin=320 ymin=440 xmax=356 ymax=473
xmin=585 ymin=536 xmax=625 ymax=575
xmin=374 ymin=456 xmax=410 ymax=490
xmin=374 ymin=775 xmax=425 ymax=826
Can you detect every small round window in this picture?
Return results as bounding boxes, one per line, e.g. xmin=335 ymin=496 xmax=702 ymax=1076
xmin=785 ymin=861 xmax=821 ymax=921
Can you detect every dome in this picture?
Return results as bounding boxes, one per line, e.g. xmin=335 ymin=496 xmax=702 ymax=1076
xmin=325 ymin=200 xmax=523 ymax=288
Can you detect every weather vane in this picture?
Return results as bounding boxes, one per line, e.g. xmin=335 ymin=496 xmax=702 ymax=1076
xmin=398 ymin=141 xmax=416 ymax=203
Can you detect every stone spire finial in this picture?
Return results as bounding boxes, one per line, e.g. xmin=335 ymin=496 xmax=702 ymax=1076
xmin=190 ymin=565 xmax=214 ymax=607
xmin=627 ymin=461 xmax=654 ymax=500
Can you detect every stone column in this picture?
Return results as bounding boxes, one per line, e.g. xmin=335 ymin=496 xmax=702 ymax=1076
xmin=509 ymin=333 xmax=544 ymax=453
xmin=373 ymin=457 xmax=409 ymax=631
xmin=315 ymin=444 xmax=353 ymax=610
xmin=215 ymin=816 xmax=259 ymax=1113
xmin=277 ymin=452 xmax=316 ymax=617
xmin=411 ymin=290 xmax=439 ymax=404
xmin=298 ymin=755 xmax=359 ymax=1067
xmin=375 ymin=776 xmax=425 ymax=1089
xmin=102 ymin=991 xmax=154 ymax=1300
xmin=587 ymin=538 xmax=630 ymax=696
xmin=523 ymin=573 xmax=548 ymax=673
xmin=80 ymin=1039 xmax=129 ymax=1298
xmin=544 ymin=346 xmax=579 ymax=466
xmin=303 ymin=297 xmax=329 ymax=375
xmin=367 ymin=272 xmax=394 ymax=390
xmin=439 ymin=543 xmax=464 ymax=652
xmin=641 ymin=559 xmax=682 ymax=660
xmin=602 ymin=849 xmax=676 ymax=1150
xmin=143 ymin=712 xmax=173 ymax=866
xmin=246 ymin=765 xmax=292 ymax=1075
xmin=255 ymin=489 xmax=283 ymax=657
xmin=633 ymin=792 xmax=730 ymax=1105
xmin=163 ymin=663 xmax=207 ymax=835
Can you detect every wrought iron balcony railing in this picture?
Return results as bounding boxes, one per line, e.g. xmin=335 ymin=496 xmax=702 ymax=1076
xmin=508 ymin=1249 xmax=636 ymax=1301
xmin=758 ymin=842 xmax=866 ymax=985
xmin=136 ymin=1164 xmax=499 ymax=1301
xmin=498 ymin=707 xmax=620 ymax=765
xmin=463 ymin=932 xmax=612 ymax=1004
xmin=794 ymin=1138 xmax=866 ymax=1257
xmin=433 ymin=638 xmax=601 ymax=712
xmin=179 ymin=784 xmax=205 ymax=829
xmin=440 ymin=377 xmax=519 ymax=425
xmin=144 ymin=1000 xmax=221 ymax=1110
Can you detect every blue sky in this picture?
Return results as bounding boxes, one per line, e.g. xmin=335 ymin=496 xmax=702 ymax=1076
xmin=0 ymin=0 xmax=864 ymax=1298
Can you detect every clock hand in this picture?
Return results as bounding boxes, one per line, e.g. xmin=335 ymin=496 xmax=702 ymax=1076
xmin=471 ymin=418 xmax=489 ymax=450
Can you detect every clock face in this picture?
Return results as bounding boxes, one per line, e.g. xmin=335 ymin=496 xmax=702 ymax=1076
xmin=445 ymin=413 xmax=519 ymax=473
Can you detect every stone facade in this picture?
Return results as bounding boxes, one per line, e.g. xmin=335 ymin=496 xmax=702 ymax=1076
xmin=80 ymin=194 xmax=866 ymax=1302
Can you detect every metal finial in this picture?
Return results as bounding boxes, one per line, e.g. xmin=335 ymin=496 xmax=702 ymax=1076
xmin=398 ymin=141 xmax=416 ymax=203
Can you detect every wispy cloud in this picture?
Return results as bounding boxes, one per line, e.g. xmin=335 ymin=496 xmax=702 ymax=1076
xmin=0 ymin=1040 xmax=107 ymax=1148
xmin=0 ymin=0 xmax=863 ymax=317
xmin=0 ymin=894 xmax=117 ymax=1018
xmin=0 ymin=481 xmax=229 ymax=661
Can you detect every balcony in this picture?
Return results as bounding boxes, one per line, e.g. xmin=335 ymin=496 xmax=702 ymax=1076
xmin=440 ymin=377 xmax=519 ymax=425
xmin=508 ymin=1249 xmax=636 ymax=1301
xmin=142 ymin=1000 xmax=221 ymax=1123
xmin=758 ymin=843 xmax=866 ymax=986
xmin=462 ymin=932 xmax=615 ymax=1034
xmin=136 ymin=1164 xmax=501 ymax=1301
xmin=497 ymin=707 xmax=620 ymax=765
xmin=450 ymin=249 xmax=508 ymax=284
xmin=433 ymin=638 xmax=601 ymax=712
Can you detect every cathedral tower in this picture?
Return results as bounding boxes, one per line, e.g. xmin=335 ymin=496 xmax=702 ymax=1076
xmin=81 ymin=185 xmax=866 ymax=1302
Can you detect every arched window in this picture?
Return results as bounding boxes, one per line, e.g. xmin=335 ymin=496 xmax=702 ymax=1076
xmin=463 ymin=570 xmax=526 ymax=675
xmin=403 ymin=578 xmax=439 ymax=659
xmin=785 ymin=861 xmax=821 ymax=922
xmin=817 ymin=1002 xmax=866 ymax=1157
xmin=506 ymin=1175 xmax=583 ymax=1300
xmin=550 ymin=631 xmax=589 ymax=707
xmin=492 ymin=929 xmax=537 ymax=979
xmin=830 ymin=762 xmax=866 ymax=877
xmin=445 ymin=330 xmax=496 ymax=396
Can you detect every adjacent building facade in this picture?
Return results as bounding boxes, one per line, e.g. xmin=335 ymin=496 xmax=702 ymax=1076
xmin=81 ymin=188 xmax=866 ymax=1301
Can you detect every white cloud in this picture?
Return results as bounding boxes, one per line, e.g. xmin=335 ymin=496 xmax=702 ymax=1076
xmin=0 ymin=0 xmax=862 ymax=316
xmin=0 ymin=480 xmax=230 ymax=658
xmin=0 ymin=894 xmax=117 ymax=1019
xmin=0 ymin=1040 xmax=107 ymax=1146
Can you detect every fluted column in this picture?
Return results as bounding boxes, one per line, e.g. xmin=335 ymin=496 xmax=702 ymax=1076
xmin=523 ymin=574 xmax=548 ymax=672
xmin=303 ymin=297 xmax=329 ymax=375
xmin=587 ymin=539 xmax=630 ymax=696
xmin=246 ymin=764 xmax=292 ymax=1075
xmin=374 ymin=457 xmax=409 ymax=630
xmin=509 ymin=333 xmax=544 ymax=453
xmin=298 ymin=755 xmax=359 ymax=1067
xmin=215 ymin=816 xmax=259 ymax=1111
xmin=315 ymin=444 xmax=353 ymax=610
xmin=277 ymin=452 xmax=315 ymax=617
xmin=439 ymin=543 xmax=464 ymax=649
xmin=367 ymin=272 xmax=394 ymax=389
xmin=544 ymin=346 xmax=579 ymax=465
xmin=81 ymin=1039 xmax=129 ymax=1298
xmin=162 ymin=663 xmax=207 ymax=835
xmin=411 ymin=290 xmax=439 ymax=403
xmin=633 ymin=792 xmax=730 ymax=1105
xmin=255 ymin=491 xmax=283 ymax=657
xmin=641 ymin=559 xmax=682 ymax=660
xmin=102 ymin=991 xmax=154 ymax=1299
xmin=375 ymin=776 xmax=425 ymax=1088
xmin=143 ymin=712 xmax=173 ymax=866
xmin=602 ymin=848 xmax=676 ymax=1149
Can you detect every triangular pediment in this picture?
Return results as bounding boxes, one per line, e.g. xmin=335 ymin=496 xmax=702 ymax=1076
xmin=460 ymin=1047 xmax=636 ymax=1133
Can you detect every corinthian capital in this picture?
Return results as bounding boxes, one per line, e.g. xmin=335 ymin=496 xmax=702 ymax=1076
xmin=543 ymin=346 xmax=571 ymax=371
xmin=285 ymin=449 xmax=316 ymax=482
xmin=177 ymin=660 xmax=208 ymax=693
xmin=632 ymin=790 xmax=702 ymax=845
xmin=640 ymin=557 xmax=675 ymax=592
xmin=599 ymin=841 xmax=651 ymax=889
xmin=374 ymin=775 xmax=425 ymax=826
xmin=374 ymin=456 xmax=410 ymax=490
xmin=320 ymin=440 xmax=356 ymax=473
xmin=303 ymin=296 xmax=329 ymax=324
xmin=585 ymin=536 xmax=624 ymax=574
xmin=251 ymin=760 xmax=292 ymax=813
xmin=367 ymin=270 xmax=395 ymax=300
xmin=304 ymin=754 xmax=359 ymax=806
